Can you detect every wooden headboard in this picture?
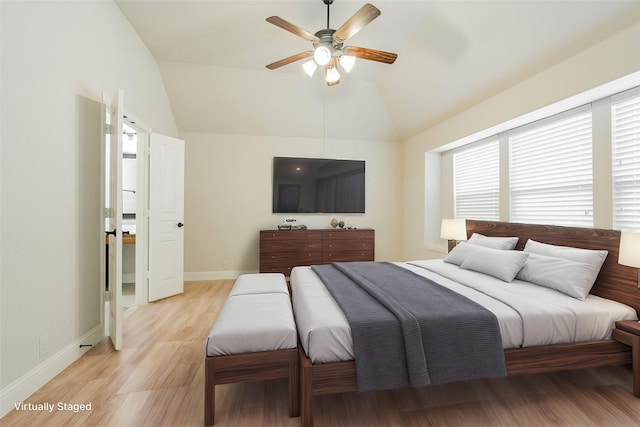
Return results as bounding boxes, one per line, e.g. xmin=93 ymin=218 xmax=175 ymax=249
xmin=466 ymin=220 xmax=640 ymax=314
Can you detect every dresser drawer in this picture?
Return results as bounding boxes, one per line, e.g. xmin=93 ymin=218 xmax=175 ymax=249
xmin=323 ymin=230 xmax=374 ymax=241
xmin=323 ymin=250 xmax=374 ymax=264
xmin=323 ymin=239 xmax=374 ymax=251
xmin=260 ymin=230 xmax=323 ymax=252
xmin=260 ymin=252 xmax=323 ymax=271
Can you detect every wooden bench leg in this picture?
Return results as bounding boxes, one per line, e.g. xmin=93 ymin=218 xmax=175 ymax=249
xmin=204 ymin=357 xmax=216 ymax=426
xmin=300 ymin=349 xmax=314 ymax=427
xmin=289 ymin=348 xmax=300 ymax=417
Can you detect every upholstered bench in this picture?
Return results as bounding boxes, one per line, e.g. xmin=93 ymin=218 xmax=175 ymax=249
xmin=204 ymin=273 xmax=299 ymax=425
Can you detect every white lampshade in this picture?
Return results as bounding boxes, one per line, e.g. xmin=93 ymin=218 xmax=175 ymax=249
xmin=301 ymin=60 xmax=317 ymax=77
xmin=313 ymin=45 xmax=331 ymax=66
xmin=339 ymin=55 xmax=355 ymax=72
xmin=440 ymin=219 xmax=467 ymax=241
xmin=619 ymin=230 xmax=640 ymax=268
xmin=325 ymin=66 xmax=340 ymax=84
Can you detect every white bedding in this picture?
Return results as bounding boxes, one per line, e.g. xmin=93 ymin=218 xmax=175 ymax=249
xmin=291 ymin=260 xmax=638 ymax=364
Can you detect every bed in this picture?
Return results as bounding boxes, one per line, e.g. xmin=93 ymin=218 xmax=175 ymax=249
xmin=290 ymin=220 xmax=640 ymax=427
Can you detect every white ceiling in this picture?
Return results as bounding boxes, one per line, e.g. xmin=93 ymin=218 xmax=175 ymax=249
xmin=115 ymin=0 xmax=640 ymax=141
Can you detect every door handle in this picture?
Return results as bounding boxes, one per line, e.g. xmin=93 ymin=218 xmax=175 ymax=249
xmin=105 ymin=229 xmax=116 ymax=236
xmin=177 ymin=222 xmax=184 ymax=228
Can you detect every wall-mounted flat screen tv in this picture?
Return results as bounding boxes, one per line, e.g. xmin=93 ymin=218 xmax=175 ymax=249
xmin=273 ymin=157 xmax=365 ymax=214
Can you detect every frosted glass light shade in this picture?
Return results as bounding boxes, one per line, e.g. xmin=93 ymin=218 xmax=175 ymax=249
xmin=325 ymin=66 xmax=340 ymax=83
xmin=313 ymin=46 xmax=331 ymax=66
xmin=302 ymin=60 xmax=317 ymax=77
xmin=339 ymin=55 xmax=355 ymax=72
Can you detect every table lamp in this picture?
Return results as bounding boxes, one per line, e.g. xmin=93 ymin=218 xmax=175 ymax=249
xmin=441 ymin=219 xmax=467 ymax=253
xmin=619 ymin=230 xmax=640 ymax=289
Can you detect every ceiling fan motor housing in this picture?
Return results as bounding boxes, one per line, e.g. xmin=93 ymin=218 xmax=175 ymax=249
xmin=314 ymin=29 xmax=342 ymax=50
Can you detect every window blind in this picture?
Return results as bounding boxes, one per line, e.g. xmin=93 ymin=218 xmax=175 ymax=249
xmin=453 ymin=139 xmax=500 ymax=220
xmin=612 ymin=93 xmax=640 ymax=230
xmin=509 ymin=109 xmax=593 ymax=227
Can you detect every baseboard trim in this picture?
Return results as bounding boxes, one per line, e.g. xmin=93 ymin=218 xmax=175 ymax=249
xmin=0 ymin=325 xmax=104 ymax=418
xmin=184 ymin=270 xmax=257 ymax=281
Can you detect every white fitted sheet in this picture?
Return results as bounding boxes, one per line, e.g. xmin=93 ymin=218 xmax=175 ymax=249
xmin=291 ymin=260 xmax=638 ymax=364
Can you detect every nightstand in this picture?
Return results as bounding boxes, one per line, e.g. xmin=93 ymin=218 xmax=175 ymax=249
xmin=612 ymin=320 xmax=640 ymax=397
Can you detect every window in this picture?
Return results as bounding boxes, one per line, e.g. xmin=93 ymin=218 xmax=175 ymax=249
xmin=612 ymin=92 xmax=640 ymax=230
xmin=453 ymin=139 xmax=499 ymax=220
xmin=442 ymin=83 xmax=640 ymax=232
xmin=509 ymin=108 xmax=593 ymax=227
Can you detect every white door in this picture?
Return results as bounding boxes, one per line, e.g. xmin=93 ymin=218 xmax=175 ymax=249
xmin=148 ymin=133 xmax=185 ymax=301
xmin=106 ymin=90 xmax=124 ymax=350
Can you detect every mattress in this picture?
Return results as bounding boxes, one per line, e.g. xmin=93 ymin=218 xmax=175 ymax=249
xmin=291 ymin=260 xmax=638 ymax=364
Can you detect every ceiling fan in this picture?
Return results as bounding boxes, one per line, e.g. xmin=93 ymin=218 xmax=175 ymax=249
xmin=266 ymin=0 xmax=398 ymax=86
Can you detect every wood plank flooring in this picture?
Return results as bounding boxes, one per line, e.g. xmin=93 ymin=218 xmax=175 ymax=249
xmin=2 ymin=280 xmax=640 ymax=426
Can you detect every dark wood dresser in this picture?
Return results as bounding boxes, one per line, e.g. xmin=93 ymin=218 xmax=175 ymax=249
xmin=260 ymin=229 xmax=375 ymax=276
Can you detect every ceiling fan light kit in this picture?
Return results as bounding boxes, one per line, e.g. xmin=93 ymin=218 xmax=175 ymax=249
xmin=266 ymin=0 xmax=398 ymax=86
xmin=313 ymin=44 xmax=332 ymax=66
xmin=302 ymin=59 xmax=318 ymax=77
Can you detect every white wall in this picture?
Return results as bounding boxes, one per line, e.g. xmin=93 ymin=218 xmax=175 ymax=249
xmin=0 ymin=0 xmax=178 ymax=413
xmin=182 ymin=132 xmax=403 ymax=279
xmin=402 ymin=22 xmax=640 ymax=261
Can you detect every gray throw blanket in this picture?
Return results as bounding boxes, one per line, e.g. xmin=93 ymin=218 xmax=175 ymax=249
xmin=311 ymin=262 xmax=506 ymax=392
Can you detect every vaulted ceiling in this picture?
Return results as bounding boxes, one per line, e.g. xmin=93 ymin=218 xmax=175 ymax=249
xmin=115 ymin=0 xmax=640 ymax=141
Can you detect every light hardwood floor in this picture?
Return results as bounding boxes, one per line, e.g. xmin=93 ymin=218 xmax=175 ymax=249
xmin=2 ymin=280 xmax=640 ymax=426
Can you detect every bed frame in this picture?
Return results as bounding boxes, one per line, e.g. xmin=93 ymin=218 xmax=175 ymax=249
xmin=297 ymin=220 xmax=640 ymax=427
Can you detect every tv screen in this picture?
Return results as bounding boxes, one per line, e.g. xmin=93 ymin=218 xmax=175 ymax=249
xmin=273 ymin=157 xmax=365 ymax=214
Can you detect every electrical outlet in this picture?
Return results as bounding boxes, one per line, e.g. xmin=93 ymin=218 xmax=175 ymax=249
xmin=39 ymin=335 xmax=49 ymax=358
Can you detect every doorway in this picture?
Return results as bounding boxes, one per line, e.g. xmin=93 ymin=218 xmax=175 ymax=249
xmin=103 ymin=105 xmax=151 ymax=349
xmin=120 ymin=121 xmax=149 ymax=307
xmin=102 ymin=90 xmax=185 ymax=350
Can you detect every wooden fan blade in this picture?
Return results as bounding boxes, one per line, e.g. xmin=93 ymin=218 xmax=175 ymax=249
xmin=343 ymin=46 xmax=397 ymax=64
xmin=266 ymin=51 xmax=312 ymax=70
xmin=334 ymin=3 xmax=380 ymax=42
xmin=266 ymin=16 xmax=319 ymax=42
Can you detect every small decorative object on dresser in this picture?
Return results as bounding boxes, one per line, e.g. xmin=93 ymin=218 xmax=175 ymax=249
xmin=260 ymin=229 xmax=375 ymax=276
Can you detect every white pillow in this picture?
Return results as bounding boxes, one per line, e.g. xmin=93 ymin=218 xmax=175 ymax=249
xmin=459 ymin=245 xmax=529 ymax=282
xmin=443 ymin=242 xmax=476 ymax=266
xmin=523 ymin=239 xmax=607 ymax=292
xmin=467 ymin=233 xmax=519 ymax=250
xmin=515 ymin=253 xmax=596 ymax=300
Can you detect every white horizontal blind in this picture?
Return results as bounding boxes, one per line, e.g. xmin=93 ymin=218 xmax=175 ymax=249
xmin=509 ymin=109 xmax=593 ymax=227
xmin=453 ymin=139 xmax=500 ymax=220
xmin=612 ymin=92 xmax=640 ymax=230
